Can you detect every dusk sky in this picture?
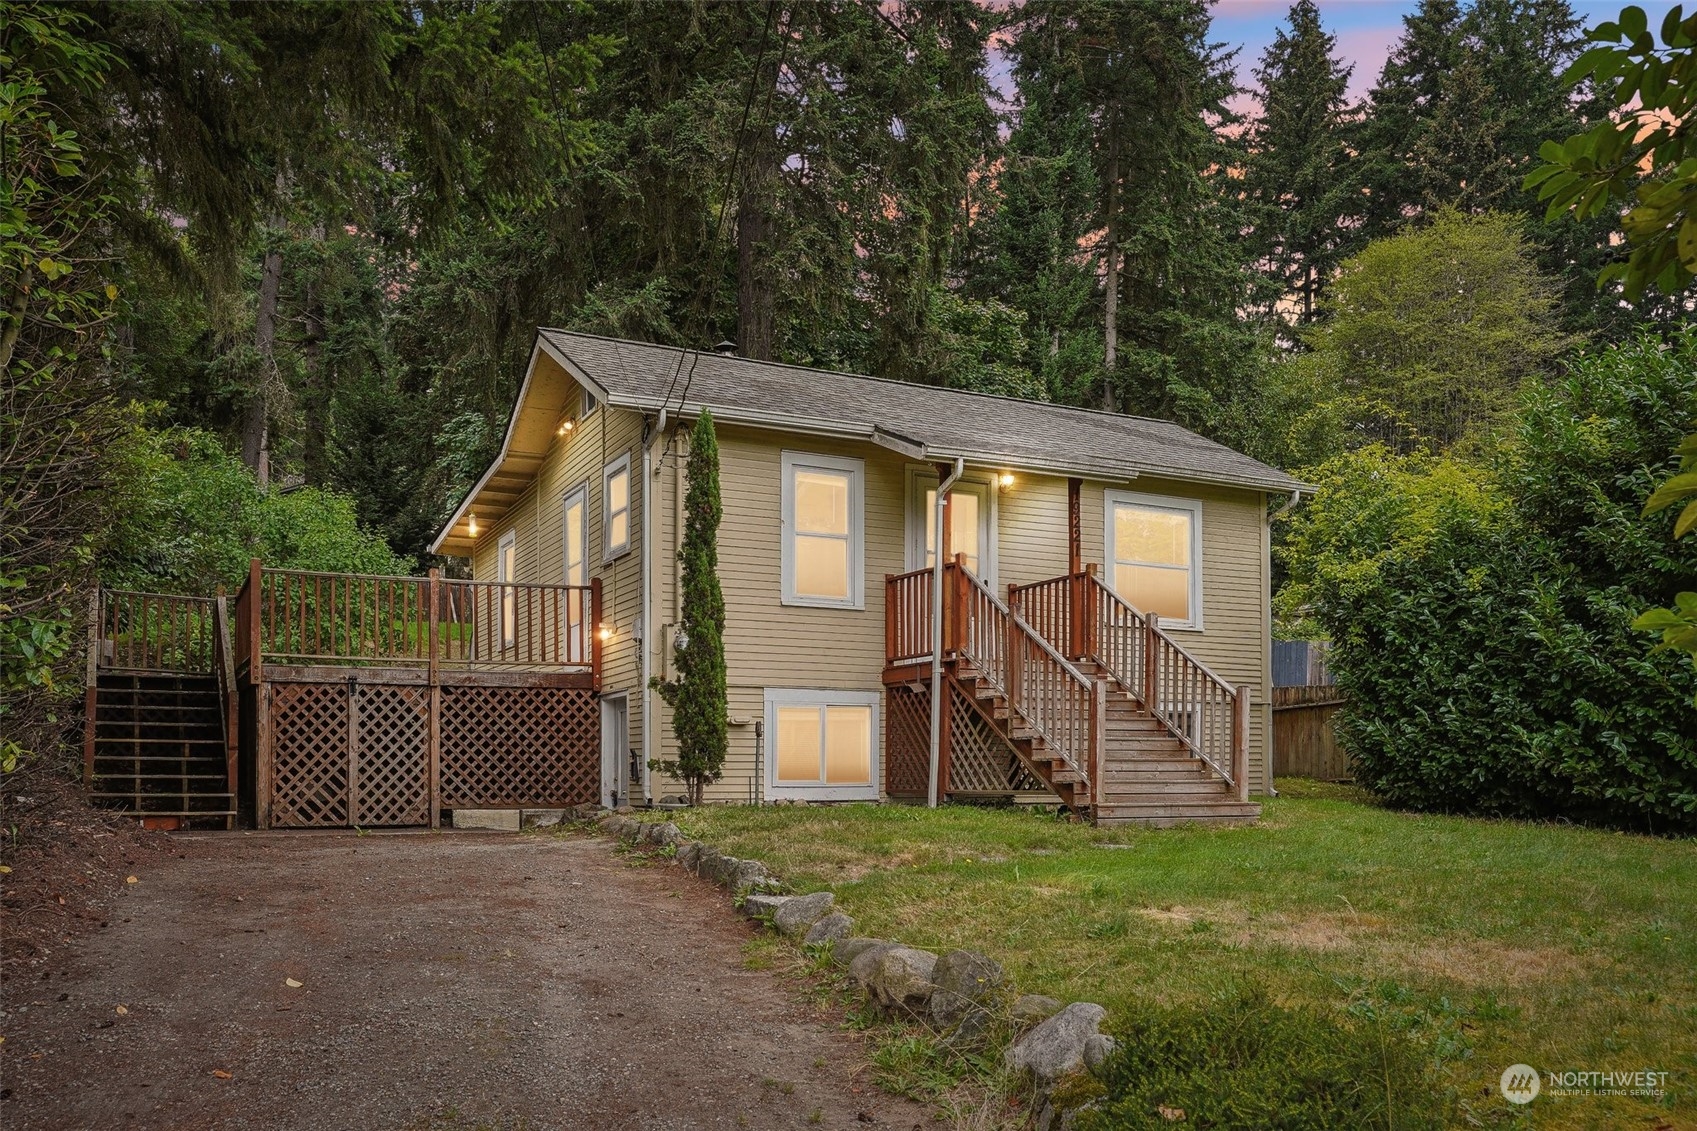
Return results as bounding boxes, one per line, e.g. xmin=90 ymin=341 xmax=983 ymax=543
xmin=1210 ymin=0 xmax=1680 ymax=103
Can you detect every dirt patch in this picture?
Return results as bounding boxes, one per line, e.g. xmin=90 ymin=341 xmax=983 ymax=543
xmin=1 ymin=765 xmax=182 ymax=981
xmin=1 ymin=828 xmax=925 ymax=1130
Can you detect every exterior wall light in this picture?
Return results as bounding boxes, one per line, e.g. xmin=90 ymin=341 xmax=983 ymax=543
xmin=597 ymin=624 xmax=613 ymax=642
xmin=556 ymin=417 xmax=574 ymax=437
xmin=998 ymin=472 xmax=1016 ymax=490
xmin=468 ymin=513 xmax=478 ymax=537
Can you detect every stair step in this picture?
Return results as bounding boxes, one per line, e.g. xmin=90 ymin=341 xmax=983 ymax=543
xmin=1093 ymin=801 xmax=1261 ymax=827
xmin=94 ymin=737 xmax=226 ymax=747
xmin=91 ymin=773 xmax=231 ymax=781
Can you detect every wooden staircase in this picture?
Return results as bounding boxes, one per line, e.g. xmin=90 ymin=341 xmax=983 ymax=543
xmin=886 ymin=561 xmax=1260 ymax=827
xmin=83 ymin=591 xmax=238 ymax=829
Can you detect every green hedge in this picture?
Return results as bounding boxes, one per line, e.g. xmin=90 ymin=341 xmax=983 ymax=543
xmin=1280 ymin=333 xmax=1697 ymax=832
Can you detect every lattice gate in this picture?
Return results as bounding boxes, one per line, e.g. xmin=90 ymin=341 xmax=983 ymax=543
xmin=882 ymin=682 xmax=1047 ymax=800
xmin=261 ymin=675 xmax=599 ymax=828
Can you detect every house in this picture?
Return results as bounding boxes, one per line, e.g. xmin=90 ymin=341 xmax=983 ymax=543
xmin=430 ymin=331 xmax=1304 ymax=827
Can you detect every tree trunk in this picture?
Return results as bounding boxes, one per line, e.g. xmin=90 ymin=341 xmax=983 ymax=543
xmin=735 ymin=184 xmax=776 ymax=361
xmin=244 ymin=241 xmax=283 ymax=489
xmin=1102 ymin=136 xmax=1119 ymax=413
xmin=300 ymin=225 xmax=328 ymax=485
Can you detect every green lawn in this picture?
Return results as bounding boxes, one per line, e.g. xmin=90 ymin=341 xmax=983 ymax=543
xmin=661 ymin=782 xmax=1697 ymax=1130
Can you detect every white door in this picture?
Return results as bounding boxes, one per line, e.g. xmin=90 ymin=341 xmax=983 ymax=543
xmin=600 ymin=694 xmax=629 ymax=808
xmin=908 ymin=474 xmax=994 ymax=582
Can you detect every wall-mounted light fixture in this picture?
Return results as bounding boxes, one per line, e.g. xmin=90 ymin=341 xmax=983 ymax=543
xmin=998 ymin=472 xmax=1016 ymax=491
xmin=597 ymin=623 xmax=613 ymax=643
xmin=556 ymin=416 xmax=575 ymax=438
xmin=468 ymin=513 xmax=479 ymax=537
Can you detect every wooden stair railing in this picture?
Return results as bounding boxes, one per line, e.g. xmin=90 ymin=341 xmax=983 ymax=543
xmin=1010 ymin=570 xmax=1250 ymax=801
xmin=884 ymin=557 xmax=1101 ymax=811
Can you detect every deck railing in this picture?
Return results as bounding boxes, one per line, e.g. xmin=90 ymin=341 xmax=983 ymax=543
xmin=1009 ymin=569 xmax=1248 ymax=798
xmin=97 ymin=590 xmax=216 ymax=672
xmin=887 ymin=558 xmax=1099 ymax=799
xmin=233 ymin=561 xmax=600 ymax=682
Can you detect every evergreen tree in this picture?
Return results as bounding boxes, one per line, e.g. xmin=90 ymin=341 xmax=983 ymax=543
xmin=1244 ymin=0 xmax=1358 ymax=325
xmin=1000 ymin=0 xmax=1270 ymax=428
xmin=652 ymin=412 xmax=728 ymax=807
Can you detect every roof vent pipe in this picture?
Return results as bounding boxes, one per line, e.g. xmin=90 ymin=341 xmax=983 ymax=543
xmin=712 ymin=340 xmax=737 ymax=356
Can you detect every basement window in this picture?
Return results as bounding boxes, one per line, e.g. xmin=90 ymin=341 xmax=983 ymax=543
xmin=764 ymin=689 xmax=880 ymax=801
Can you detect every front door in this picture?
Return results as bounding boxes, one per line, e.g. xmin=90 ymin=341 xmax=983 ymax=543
xmin=908 ymin=473 xmax=994 ymax=582
xmin=600 ymin=694 xmax=629 ymax=808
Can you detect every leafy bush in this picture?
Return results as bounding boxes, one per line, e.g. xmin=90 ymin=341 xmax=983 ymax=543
xmin=1281 ymin=332 xmax=1697 ymax=831
xmin=103 ymin=426 xmax=413 ymax=594
xmin=1078 ymin=987 xmax=1449 ymax=1131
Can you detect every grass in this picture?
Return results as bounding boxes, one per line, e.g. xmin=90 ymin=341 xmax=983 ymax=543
xmin=663 ymin=782 xmax=1697 ymax=1130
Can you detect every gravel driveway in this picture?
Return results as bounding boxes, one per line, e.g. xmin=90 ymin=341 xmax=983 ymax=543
xmin=1 ymin=830 xmax=923 ymax=1130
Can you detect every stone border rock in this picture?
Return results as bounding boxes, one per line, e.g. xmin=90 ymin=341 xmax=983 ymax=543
xmin=576 ymin=807 xmax=1113 ymax=1129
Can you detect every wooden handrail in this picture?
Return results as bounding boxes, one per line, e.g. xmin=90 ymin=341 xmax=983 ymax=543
xmin=884 ymin=567 xmax=935 ymax=665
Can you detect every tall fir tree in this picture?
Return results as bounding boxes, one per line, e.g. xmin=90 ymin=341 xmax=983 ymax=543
xmin=1244 ymin=0 xmax=1358 ymax=326
xmin=652 ymin=412 xmax=728 ymax=806
xmin=999 ymin=0 xmax=1269 ymax=428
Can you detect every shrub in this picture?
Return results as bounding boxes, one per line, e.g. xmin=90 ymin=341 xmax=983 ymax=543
xmin=1280 ymin=332 xmax=1697 ymax=831
xmin=1078 ymin=987 xmax=1449 ymax=1131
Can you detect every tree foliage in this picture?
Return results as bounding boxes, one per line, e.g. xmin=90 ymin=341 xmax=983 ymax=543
xmin=651 ymin=412 xmax=728 ymax=806
xmin=1279 ymin=333 xmax=1697 ymax=831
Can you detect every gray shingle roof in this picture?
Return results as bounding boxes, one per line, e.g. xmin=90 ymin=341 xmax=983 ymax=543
xmin=540 ymin=330 xmax=1303 ymax=493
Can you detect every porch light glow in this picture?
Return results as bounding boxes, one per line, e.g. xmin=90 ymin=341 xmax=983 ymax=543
xmin=468 ymin=513 xmax=479 ymax=537
xmin=597 ymin=624 xmax=613 ymax=642
xmin=998 ymin=472 xmax=1015 ymax=490
xmin=556 ymin=417 xmax=574 ymax=437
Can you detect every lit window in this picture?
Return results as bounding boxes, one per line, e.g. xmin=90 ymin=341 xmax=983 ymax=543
xmin=781 ymin=452 xmax=863 ymax=608
xmin=1105 ymin=492 xmax=1201 ymax=628
xmin=497 ymin=530 xmax=517 ymax=649
xmin=603 ymin=454 xmax=631 ymax=560
xmin=909 ymin=473 xmax=992 ymax=579
xmin=765 ymin=689 xmax=880 ymax=800
xmin=563 ymin=486 xmax=588 ymax=662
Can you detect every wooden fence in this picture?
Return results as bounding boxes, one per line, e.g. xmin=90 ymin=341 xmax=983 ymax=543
xmin=1272 ymin=684 xmax=1348 ymax=780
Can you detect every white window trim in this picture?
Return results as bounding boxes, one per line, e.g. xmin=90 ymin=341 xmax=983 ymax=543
xmin=903 ymin=466 xmax=998 ymax=586
xmin=1103 ymin=489 xmax=1204 ymax=631
xmin=763 ymin=687 xmax=882 ymax=801
xmin=603 ymin=452 xmax=632 ymax=562
xmin=497 ymin=529 xmax=518 ymax=650
xmin=780 ymin=450 xmax=865 ymax=609
xmin=562 ymin=483 xmax=589 ymax=584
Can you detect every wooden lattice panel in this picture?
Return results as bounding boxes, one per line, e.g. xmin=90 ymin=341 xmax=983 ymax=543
xmin=350 ymin=684 xmax=429 ymax=826
xmin=884 ymin=686 xmax=931 ymax=798
xmin=948 ymin=685 xmax=1044 ymax=794
xmin=269 ymin=682 xmax=350 ymax=827
xmin=439 ymin=685 xmax=598 ymax=808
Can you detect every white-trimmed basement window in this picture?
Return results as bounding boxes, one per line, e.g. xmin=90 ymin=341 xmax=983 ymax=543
xmin=781 ymin=451 xmax=864 ymax=608
xmin=497 ymin=529 xmax=518 ymax=650
xmin=1104 ymin=491 xmax=1203 ymax=630
xmin=764 ymin=688 xmax=880 ymax=801
xmin=603 ymin=453 xmax=631 ymax=561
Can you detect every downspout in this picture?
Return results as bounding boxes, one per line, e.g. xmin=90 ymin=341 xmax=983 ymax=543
xmin=928 ymin=457 xmax=965 ymax=809
xmin=640 ymin=417 xmax=662 ymax=805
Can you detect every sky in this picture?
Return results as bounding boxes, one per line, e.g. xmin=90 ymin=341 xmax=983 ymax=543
xmin=1209 ymin=0 xmax=1681 ymax=104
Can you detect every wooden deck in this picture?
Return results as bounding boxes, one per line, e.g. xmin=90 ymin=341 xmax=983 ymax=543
xmin=883 ymin=560 xmax=1258 ymax=827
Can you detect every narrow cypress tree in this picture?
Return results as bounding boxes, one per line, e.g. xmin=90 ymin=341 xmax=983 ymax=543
xmin=652 ymin=411 xmax=727 ymax=805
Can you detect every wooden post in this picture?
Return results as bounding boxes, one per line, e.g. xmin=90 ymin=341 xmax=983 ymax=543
xmin=346 ymin=675 xmax=359 ymax=825
xmin=1067 ymin=478 xmax=1082 ymax=574
xmin=427 ymin=568 xmax=442 ymax=830
xmin=1067 ymin=478 xmax=1084 ymax=662
xmin=951 ymin=553 xmax=970 ymax=655
xmin=1090 ymin=677 xmax=1107 ymax=806
xmin=935 ymin=462 xmax=955 ymax=565
xmin=937 ymin=678 xmax=954 ymax=799
xmin=83 ymin=590 xmax=100 ymax=789
xmin=1007 ymin=591 xmax=1024 ymax=707
xmin=255 ymin=683 xmax=272 ymax=830
xmin=1142 ymin=612 xmax=1160 ymax=711
xmin=1232 ymin=685 xmax=1251 ymax=803
xmin=1081 ymin=562 xmax=1099 ymax=660
xmin=590 ymin=577 xmax=604 ymax=692
xmin=246 ymin=557 xmax=263 ymax=685
xmin=884 ymin=573 xmax=895 ymax=666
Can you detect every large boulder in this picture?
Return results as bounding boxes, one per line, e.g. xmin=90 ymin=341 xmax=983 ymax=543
xmin=929 ymin=949 xmax=1004 ymax=1030
xmin=803 ymin=912 xmax=855 ymax=946
xmin=1004 ymin=1002 xmax=1109 ymax=1087
xmin=849 ymin=946 xmax=938 ymax=1016
xmin=771 ymin=891 xmax=835 ymax=936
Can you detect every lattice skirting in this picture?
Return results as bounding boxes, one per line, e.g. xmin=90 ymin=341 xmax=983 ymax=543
xmin=265 ymin=679 xmax=598 ymax=827
xmin=885 ymin=685 xmax=931 ymax=798
xmin=440 ymin=685 xmax=598 ymax=809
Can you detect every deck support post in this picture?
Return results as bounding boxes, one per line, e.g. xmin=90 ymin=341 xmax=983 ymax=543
xmin=427 ymin=568 xmax=442 ymax=830
xmin=1067 ymin=479 xmax=1083 ymax=661
xmin=1089 ymin=677 xmax=1107 ymax=810
xmin=1232 ymin=685 xmax=1251 ymax=803
xmin=590 ymin=577 xmax=604 ymax=693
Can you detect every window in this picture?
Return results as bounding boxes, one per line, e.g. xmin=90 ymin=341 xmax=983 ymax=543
xmin=781 ymin=452 xmax=864 ymax=608
xmin=764 ymin=689 xmax=880 ymax=800
xmin=497 ymin=530 xmax=518 ymax=649
xmin=1104 ymin=491 xmax=1202 ymax=629
xmin=906 ymin=471 xmax=994 ymax=581
xmin=563 ymin=486 xmax=588 ymax=662
xmin=603 ymin=453 xmax=631 ymax=560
